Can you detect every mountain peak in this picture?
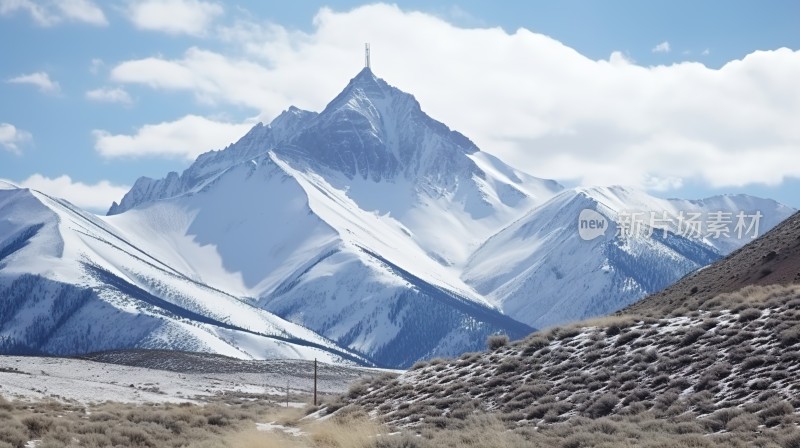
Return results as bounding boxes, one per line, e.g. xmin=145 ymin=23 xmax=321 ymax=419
xmin=277 ymin=67 xmax=484 ymax=182
xmin=353 ymin=66 xmax=378 ymax=82
xmin=321 ymin=67 xmax=394 ymax=116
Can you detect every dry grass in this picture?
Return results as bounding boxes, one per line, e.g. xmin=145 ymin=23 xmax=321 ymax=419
xmin=0 ymin=393 xmax=278 ymax=448
xmin=223 ymin=406 xmax=390 ymax=448
xmin=309 ymin=413 xmax=385 ymax=448
xmin=226 ymin=407 xmax=800 ymax=448
xmin=5 ymin=392 xmax=793 ymax=448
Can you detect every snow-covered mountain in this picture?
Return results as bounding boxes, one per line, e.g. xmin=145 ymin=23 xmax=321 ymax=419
xmin=0 ymin=182 xmax=367 ymax=365
xmin=1 ymin=68 xmax=795 ymax=368
xmin=99 ymin=68 xmax=560 ymax=368
xmin=463 ymin=186 xmax=794 ymax=328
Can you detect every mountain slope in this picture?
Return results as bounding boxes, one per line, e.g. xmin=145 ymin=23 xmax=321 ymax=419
xmin=464 ymin=186 xmax=794 ymax=328
xmin=0 ymin=185 xmax=367 ymax=365
xmin=104 ymin=152 xmax=535 ymax=368
xmin=272 ymin=68 xmax=563 ymax=268
xmin=625 ymin=210 xmax=800 ymax=318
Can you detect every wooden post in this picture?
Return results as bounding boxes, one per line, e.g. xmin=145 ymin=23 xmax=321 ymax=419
xmin=314 ymin=358 xmax=318 ymax=406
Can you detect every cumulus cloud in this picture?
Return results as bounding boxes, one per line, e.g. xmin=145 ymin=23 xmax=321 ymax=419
xmin=126 ymin=0 xmax=223 ymax=36
xmin=111 ymin=48 xmax=283 ymax=110
xmin=8 ymin=174 xmax=128 ymax=212
xmin=0 ymin=122 xmax=32 ymax=153
xmin=8 ymin=71 xmax=60 ymax=93
xmin=86 ymin=87 xmax=132 ymax=104
xmin=107 ymin=4 xmax=800 ymax=190
xmin=0 ymin=0 xmax=107 ymax=26
xmin=92 ymin=115 xmax=253 ymax=159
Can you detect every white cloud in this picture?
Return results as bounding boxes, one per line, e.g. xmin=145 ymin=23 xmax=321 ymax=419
xmin=8 ymin=71 xmax=60 ymax=93
xmin=702 ymin=48 xmax=711 ymax=56
xmin=108 ymin=4 xmax=800 ymax=190
xmin=56 ymin=0 xmax=106 ymax=25
xmin=652 ymin=41 xmax=671 ymax=53
xmin=8 ymin=174 xmax=128 ymax=212
xmin=92 ymin=115 xmax=253 ymax=159
xmin=127 ymin=0 xmax=223 ymax=36
xmin=86 ymin=87 xmax=132 ymax=104
xmin=0 ymin=0 xmax=106 ymax=26
xmin=0 ymin=122 xmax=32 ymax=153
xmin=111 ymin=48 xmax=279 ymax=109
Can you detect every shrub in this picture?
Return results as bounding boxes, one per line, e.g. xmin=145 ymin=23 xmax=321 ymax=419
xmin=759 ymin=401 xmax=794 ymax=421
xmin=21 ymin=415 xmax=53 ymax=437
xmin=641 ymin=348 xmax=658 ymax=362
xmin=496 ymin=359 xmax=521 ymax=374
xmin=615 ymin=330 xmax=643 ymax=347
xmin=0 ymin=424 xmax=26 ymax=448
xmin=738 ymin=308 xmax=762 ymax=322
xmin=742 ymin=356 xmax=766 ymax=370
xmin=708 ymin=407 xmax=742 ymax=427
xmin=347 ymin=380 xmax=371 ymax=399
xmin=586 ymin=394 xmax=618 ymax=418
xmin=781 ymin=433 xmax=800 ymax=448
xmin=427 ymin=358 xmax=447 ymax=366
xmin=726 ymin=413 xmax=759 ymax=432
xmin=681 ymin=327 xmax=706 ymax=346
xmin=410 ymin=360 xmax=428 ymax=370
xmin=373 ymin=433 xmax=429 ymax=447
xmin=524 ymin=336 xmax=550 ymax=350
xmin=555 ymin=327 xmax=580 ymax=340
xmin=651 ymin=374 xmax=670 ymax=386
xmin=780 ymin=325 xmax=800 ymax=346
xmin=487 ymin=334 xmax=509 ymax=351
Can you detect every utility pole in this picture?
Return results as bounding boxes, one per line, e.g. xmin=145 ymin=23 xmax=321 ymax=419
xmin=313 ymin=358 xmax=318 ymax=406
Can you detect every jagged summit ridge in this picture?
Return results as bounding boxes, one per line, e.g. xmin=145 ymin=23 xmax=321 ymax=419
xmin=280 ymin=67 xmax=481 ymax=183
xmin=109 ymin=68 xmax=492 ymax=214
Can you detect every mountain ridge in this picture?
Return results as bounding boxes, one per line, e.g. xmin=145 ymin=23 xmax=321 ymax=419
xmin=1 ymin=68 xmax=795 ymax=368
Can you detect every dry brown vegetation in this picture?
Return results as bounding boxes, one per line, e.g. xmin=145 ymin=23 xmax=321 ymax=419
xmin=329 ymin=284 xmax=800 ymax=447
xmin=0 ymin=392 xmax=284 ymax=448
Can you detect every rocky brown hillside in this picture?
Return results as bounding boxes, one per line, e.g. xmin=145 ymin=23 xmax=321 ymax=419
xmin=330 ymin=213 xmax=800 ymax=447
xmin=626 ymin=211 xmax=800 ymax=318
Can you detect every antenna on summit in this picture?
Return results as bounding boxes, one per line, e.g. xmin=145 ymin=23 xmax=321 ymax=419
xmin=364 ymin=43 xmax=371 ymax=69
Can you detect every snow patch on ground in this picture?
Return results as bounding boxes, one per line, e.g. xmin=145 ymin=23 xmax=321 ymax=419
xmin=0 ymin=355 xmax=378 ymax=404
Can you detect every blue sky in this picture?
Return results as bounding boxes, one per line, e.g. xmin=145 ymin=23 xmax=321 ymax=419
xmin=1 ymin=0 xmax=799 ymax=212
